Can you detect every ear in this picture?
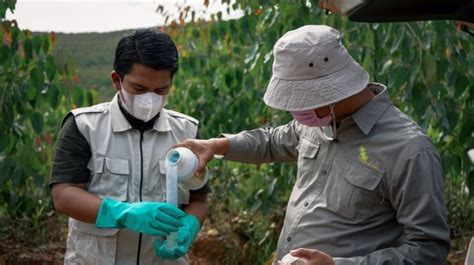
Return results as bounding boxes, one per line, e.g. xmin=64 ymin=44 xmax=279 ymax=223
xmin=111 ymin=71 xmax=121 ymax=92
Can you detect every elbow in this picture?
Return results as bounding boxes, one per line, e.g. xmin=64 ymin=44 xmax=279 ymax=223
xmin=51 ymin=184 xmax=67 ymax=213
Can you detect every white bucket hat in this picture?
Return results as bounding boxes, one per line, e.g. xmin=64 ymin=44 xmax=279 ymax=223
xmin=263 ymin=25 xmax=369 ymax=111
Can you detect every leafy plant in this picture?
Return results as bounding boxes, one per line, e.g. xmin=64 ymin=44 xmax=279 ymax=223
xmin=0 ymin=1 xmax=98 ymax=221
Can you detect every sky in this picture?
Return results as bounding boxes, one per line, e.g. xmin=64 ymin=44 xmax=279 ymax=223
xmin=5 ymin=0 xmax=243 ymax=33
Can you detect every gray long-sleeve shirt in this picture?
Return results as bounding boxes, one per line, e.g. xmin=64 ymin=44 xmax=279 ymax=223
xmin=223 ymin=83 xmax=450 ymax=264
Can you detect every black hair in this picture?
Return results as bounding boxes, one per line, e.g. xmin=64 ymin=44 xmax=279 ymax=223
xmin=113 ymin=29 xmax=179 ymax=78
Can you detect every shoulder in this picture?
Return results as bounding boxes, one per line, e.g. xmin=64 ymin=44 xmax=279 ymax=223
xmin=71 ymin=102 xmax=110 ymax=117
xmin=377 ymin=105 xmax=437 ymax=158
xmin=165 ymin=109 xmax=199 ymax=126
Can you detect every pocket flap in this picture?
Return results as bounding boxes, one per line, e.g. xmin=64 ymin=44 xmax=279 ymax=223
xmin=105 ymin=157 xmax=129 ymax=175
xmin=299 ymin=139 xmax=320 ymax=158
xmin=73 ymin=219 xmax=119 ymax=237
xmin=344 ymin=161 xmax=384 ymax=191
xmin=87 ymin=157 xmax=104 ymax=173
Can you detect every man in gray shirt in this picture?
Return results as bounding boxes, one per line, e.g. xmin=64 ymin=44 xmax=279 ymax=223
xmin=175 ymin=25 xmax=450 ymax=264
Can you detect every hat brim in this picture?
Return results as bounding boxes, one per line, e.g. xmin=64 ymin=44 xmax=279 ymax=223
xmin=263 ymin=60 xmax=369 ymax=111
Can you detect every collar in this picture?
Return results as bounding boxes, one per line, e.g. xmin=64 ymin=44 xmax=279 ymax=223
xmin=110 ymin=93 xmax=171 ymax=132
xmin=153 ymin=107 xmax=172 ymax=132
xmin=110 ymin=94 xmax=132 ymax=132
xmin=350 ymin=83 xmax=392 ymax=135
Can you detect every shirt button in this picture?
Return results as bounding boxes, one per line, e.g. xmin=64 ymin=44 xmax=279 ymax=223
xmin=321 ymin=170 xmax=327 ymax=176
xmin=287 ymin=236 xmax=291 ymax=242
xmin=304 ymin=201 xmax=309 ymax=207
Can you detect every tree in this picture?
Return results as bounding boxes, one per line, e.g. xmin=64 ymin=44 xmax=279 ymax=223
xmin=0 ymin=0 xmax=96 ymax=219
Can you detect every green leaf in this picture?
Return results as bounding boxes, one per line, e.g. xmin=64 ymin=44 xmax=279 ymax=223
xmin=27 ymin=83 xmax=37 ymax=101
xmin=362 ymin=51 xmax=372 ymax=71
xmin=249 ymin=199 xmax=262 ymax=213
xmin=42 ymin=36 xmax=50 ymax=53
xmin=30 ymin=112 xmax=44 ymax=134
xmin=0 ymin=134 xmax=16 ymax=154
xmin=72 ymin=88 xmax=84 ymax=107
xmin=454 ymin=75 xmax=469 ymax=97
xmin=32 ymin=36 xmax=43 ymax=54
xmin=267 ymin=178 xmax=277 ymax=197
xmin=364 ymin=27 xmax=375 ymax=49
xmin=411 ymin=83 xmax=430 ymax=118
xmin=468 ymin=170 xmax=474 ymax=198
xmin=86 ymin=89 xmax=94 ymax=106
xmin=421 ymin=51 xmax=437 ymax=87
xmin=29 ymin=66 xmax=44 ymax=92
xmin=23 ymin=38 xmax=33 ymax=60
xmin=7 ymin=0 xmax=16 ymax=11
xmin=45 ymin=54 xmax=56 ymax=81
xmin=389 ymin=29 xmax=404 ymax=55
xmin=49 ymin=84 xmax=59 ymax=108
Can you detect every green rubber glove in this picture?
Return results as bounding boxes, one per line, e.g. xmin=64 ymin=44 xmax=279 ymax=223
xmin=154 ymin=214 xmax=201 ymax=260
xmin=95 ymin=197 xmax=185 ymax=236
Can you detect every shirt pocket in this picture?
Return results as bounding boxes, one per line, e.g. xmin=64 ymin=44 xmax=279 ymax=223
xmin=327 ymin=159 xmax=384 ymax=220
xmin=159 ymin=160 xmax=190 ymax=205
xmin=87 ymin=156 xmax=129 ymax=201
xmin=68 ymin=220 xmax=118 ymax=264
xmin=296 ymin=139 xmax=320 ymax=188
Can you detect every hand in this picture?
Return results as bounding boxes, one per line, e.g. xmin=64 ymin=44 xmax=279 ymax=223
xmin=172 ymin=138 xmax=229 ymax=177
xmin=290 ymin=248 xmax=334 ymax=265
xmin=95 ymin=198 xmax=185 ymax=236
xmin=154 ymin=214 xmax=201 ymax=260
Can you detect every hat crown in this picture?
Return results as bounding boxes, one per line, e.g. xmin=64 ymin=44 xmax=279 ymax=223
xmin=272 ymin=25 xmax=351 ymax=80
xmin=263 ymin=25 xmax=369 ymax=111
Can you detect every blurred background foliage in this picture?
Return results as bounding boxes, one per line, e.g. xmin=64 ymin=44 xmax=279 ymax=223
xmin=0 ymin=0 xmax=473 ymax=264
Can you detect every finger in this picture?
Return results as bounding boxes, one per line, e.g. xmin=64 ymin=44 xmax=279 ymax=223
xmin=177 ymin=229 xmax=190 ymax=244
xmin=155 ymin=211 xmax=183 ymax=227
xmin=160 ymin=204 xmax=186 ymax=218
xmin=290 ymin=248 xmax=317 ymax=259
xmin=145 ymin=227 xmax=168 ymax=237
xmin=158 ymin=246 xmax=176 ymax=260
xmin=171 ymin=139 xmax=194 ymax=151
xmin=175 ymin=246 xmax=187 ymax=257
xmin=154 ymin=239 xmax=164 ymax=248
xmin=195 ymin=159 xmax=208 ymax=177
xmin=149 ymin=220 xmax=179 ymax=233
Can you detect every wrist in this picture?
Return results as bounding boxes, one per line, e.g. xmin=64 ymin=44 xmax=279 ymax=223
xmin=184 ymin=214 xmax=201 ymax=237
xmin=210 ymin=137 xmax=230 ymax=156
xmin=96 ymin=197 xmax=127 ymax=228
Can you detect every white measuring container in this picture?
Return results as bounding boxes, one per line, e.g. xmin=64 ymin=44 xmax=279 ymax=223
xmin=164 ymin=147 xmax=206 ymax=249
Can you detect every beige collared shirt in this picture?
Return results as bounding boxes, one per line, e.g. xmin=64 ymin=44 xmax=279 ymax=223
xmin=223 ymin=83 xmax=450 ymax=264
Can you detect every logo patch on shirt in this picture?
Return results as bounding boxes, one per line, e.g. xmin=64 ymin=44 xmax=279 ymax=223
xmin=358 ymin=145 xmax=380 ymax=171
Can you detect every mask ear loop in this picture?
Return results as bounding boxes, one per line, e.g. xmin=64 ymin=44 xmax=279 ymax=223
xmin=330 ymin=103 xmax=337 ymax=141
xmin=320 ymin=103 xmax=337 ymax=141
xmin=118 ymin=79 xmax=127 ymax=104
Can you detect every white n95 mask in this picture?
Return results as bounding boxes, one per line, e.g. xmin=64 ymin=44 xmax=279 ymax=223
xmin=119 ymin=81 xmax=166 ymax=122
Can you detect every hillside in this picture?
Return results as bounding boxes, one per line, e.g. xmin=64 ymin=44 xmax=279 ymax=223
xmin=55 ymin=30 xmax=134 ymax=101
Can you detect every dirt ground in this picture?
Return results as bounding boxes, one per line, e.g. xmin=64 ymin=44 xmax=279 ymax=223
xmin=0 ymin=212 xmax=236 ymax=265
xmin=0 ymin=212 xmax=471 ymax=265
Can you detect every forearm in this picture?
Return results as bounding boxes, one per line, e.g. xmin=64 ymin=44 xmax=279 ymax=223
xmin=222 ymin=122 xmax=299 ymax=164
xmin=52 ymin=182 xmax=101 ymax=223
xmin=183 ymin=195 xmax=208 ymax=225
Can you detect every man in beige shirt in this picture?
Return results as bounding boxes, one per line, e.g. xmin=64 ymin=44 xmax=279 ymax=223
xmin=175 ymin=25 xmax=450 ymax=264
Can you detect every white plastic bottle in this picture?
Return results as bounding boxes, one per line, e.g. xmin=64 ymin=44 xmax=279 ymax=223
xmin=166 ymin=147 xmax=208 ymax=190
